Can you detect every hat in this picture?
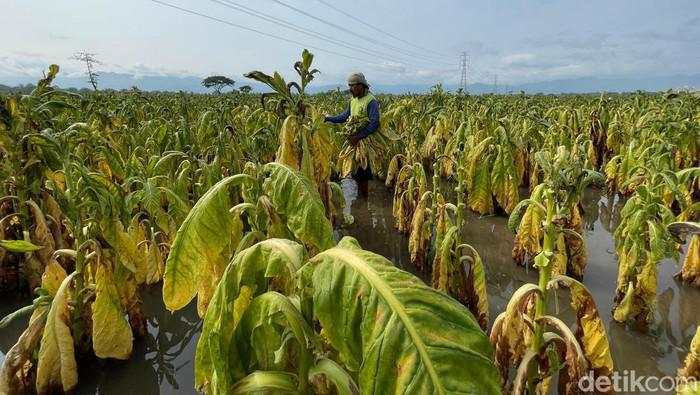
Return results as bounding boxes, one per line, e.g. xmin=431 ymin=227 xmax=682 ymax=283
xmin=347 ymin=72 xmax=369 ymax=87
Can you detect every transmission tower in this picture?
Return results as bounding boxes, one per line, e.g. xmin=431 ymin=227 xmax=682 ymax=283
xmin=459 ymin=52 xmax=468 ymax=93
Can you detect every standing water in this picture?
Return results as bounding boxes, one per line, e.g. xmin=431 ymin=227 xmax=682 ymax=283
xmin=1 ymin=180 xmax=697 ymax=394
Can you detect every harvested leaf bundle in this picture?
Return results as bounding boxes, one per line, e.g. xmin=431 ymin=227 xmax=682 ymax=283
xmin=337 ymin=116 xmax=396 ymax=178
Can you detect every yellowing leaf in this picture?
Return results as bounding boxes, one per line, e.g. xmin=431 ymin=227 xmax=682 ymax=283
xmin=0 ymin=305 xmax=49 ymax=394
xmin=677 ymin=234 xmax=700 ymax=287
xmin=36 ymin=273 xmax=77 ymax=395
xmin=677 ymin=327 xmax=700 ymax=394
xmin=468 ymin=161 xmax=493 ymax=215
xmin=145 ymin=241 xmax=164 ymax=285
xmin=490 ymin=283 xmax=538 ymax=384
xmin=276 ymin=115 xmax=301 ymax=169
xmin=408 ymin=193 xmax=430 ymax=269
xmin=195 ymin=239 xmax=305 ymax=392
xmin=41 ymin=259 xmax=67 ymax=296
xmin=565 ymin=278 xmax=614 ymax=376
xmin=26 ymin=200 xmax=54 ymax=268
xmin=163 ymin=175 xmax=249 ymax=315
xmin=92 ymin=264 xmax=133 ymax=360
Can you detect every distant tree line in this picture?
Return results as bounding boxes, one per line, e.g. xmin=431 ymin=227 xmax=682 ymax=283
xmin=201 ymin=75 xmax=252 ymax=94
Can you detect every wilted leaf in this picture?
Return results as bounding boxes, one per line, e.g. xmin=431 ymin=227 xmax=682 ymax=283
xmin=92 ymin=264 xmax=133 ymax=360
xmin=0 ymin=305 xmax=49 ymax=394
xmin=549 ymin=275 xmax=614 ymax=376
xmin=678 ymin=327 xmax=700 ymax=394
xmin=41 ymin=259 xmax=67 ymax=296
xmin=36 ymin=273 xmax=77 ymax=395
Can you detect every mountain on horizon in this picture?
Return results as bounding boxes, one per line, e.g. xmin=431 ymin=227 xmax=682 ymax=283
xmin=2 ymin=72 xmax=698 ymax=95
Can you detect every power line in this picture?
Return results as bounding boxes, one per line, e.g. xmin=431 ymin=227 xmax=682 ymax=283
xmin=207 ymin=0 xmax=441 ymax=69
xmin=270 ymin=0 xmax=455 ymax=67
xmin=314 ymin=0 xmax=452 ymax=60
xmin=148 ymin=0 xmax=402 ymax=68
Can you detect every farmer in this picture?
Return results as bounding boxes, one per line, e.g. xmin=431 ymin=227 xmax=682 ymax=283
xmin=324 ymin=72 xmax=380 ymax=198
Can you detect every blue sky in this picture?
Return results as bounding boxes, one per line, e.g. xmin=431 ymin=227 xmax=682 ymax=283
xmin=1 ymin=0 xmax=699 ymax=88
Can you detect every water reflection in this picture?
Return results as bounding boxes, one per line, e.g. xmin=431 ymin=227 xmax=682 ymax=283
xmin=340 ymin=180 xmax=699 ymax=389
xmin=1 ymin=180 xmax=698 ymax=394
xmin=76 ymin=284 xmax=201 ymax=394
xmin=0 ymin=295 xmax=31 ymax=364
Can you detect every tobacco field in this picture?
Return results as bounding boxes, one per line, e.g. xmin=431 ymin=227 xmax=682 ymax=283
xmin=0 ymin=52 xmax=699 ymax=394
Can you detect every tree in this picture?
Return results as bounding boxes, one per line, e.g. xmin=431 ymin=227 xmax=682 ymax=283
xmin=71 ymin=51 xmax=100 ymax=91
xmin=238 ymin=85 xmax=252 ymax=94
xmin=202 ymin=75 xmax=235 ymax=94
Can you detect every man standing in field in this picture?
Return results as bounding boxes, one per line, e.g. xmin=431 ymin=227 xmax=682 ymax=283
xmin=324 ymin=72 xmax=380 ymax=198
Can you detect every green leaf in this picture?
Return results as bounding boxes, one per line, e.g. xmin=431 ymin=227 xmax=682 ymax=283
xmin=0 ymin=240 xmax=43 ymax=253
xmin=163 ymin=174 xmax=252 ymax=315
xmin=195 ymin=239 xmax=305 ymax=393
xmin=308 ymin=358 xmax=359 ymax=395
xmin=307 ymin=236 xmax=500 ymax=395
xmin=228 ymin=292 xmax=315 ymax=391
xmin=262 ymin=163 xmax=334 ymax=251
xmin=231 ymin=371 xmax=298 ymax=395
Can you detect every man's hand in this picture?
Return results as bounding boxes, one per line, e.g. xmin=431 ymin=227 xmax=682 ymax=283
xmin=348 ymin=133 xmax=362 ymax=147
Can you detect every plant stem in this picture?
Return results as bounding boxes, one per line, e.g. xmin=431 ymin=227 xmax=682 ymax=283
xmin=532 ymin=190 xmax=555 ymax=354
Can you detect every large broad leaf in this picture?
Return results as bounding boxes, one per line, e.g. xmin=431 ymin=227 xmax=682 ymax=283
xmin=262 ymin=163 xmax=334 ymax=252
xmin=36 ymin=273 xmax=78 ymax=395
xmin=228 ymin=292 xmax=315 ymax=392
xmin=308 ymin=237 xmax=500 ymax=394
xmin=163 ymin=174 xmax=249 ymax=315
xmin=195 ymin=239 xmax=305 ymax=393
xmin=92 ymin=264 xmax=133 ymax=360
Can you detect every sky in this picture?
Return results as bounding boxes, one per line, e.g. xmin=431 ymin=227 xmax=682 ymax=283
xmin=1 ymin=0 xmax=699 ymax=89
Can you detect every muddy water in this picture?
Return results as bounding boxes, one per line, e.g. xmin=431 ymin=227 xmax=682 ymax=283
xmin=1 ymin=180 xmax=697 ymax=394
xmin=339 ymin=180 xmax=699 ymax=394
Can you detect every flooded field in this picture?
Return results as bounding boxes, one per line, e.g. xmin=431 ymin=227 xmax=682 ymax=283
xmin=1 ymin=180 xmax=697 ymax=394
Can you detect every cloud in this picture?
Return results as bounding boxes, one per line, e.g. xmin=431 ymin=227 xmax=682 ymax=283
xmin=0 ymin=53 xmax=56 ymax=77
xmin=368 ymin=61 xmax=407 ymax=74
xmin=527 ymin=32 xmax=611 ymax=51
xmin=501 ymin=53 xmax=536 ymax=65
xmin=48 ymin=33 xmax=72 ymax=41
xmin=448 ymin=40 xmax=500 ymax=57
xmin=109 ymin=62 xmax=197 ymax=78
xmin=498 ymin=53 xmax=570 ymax=72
